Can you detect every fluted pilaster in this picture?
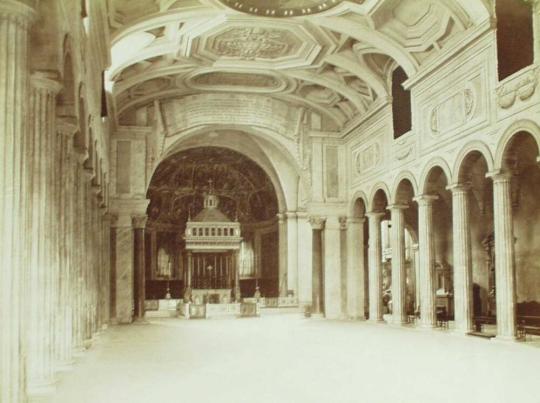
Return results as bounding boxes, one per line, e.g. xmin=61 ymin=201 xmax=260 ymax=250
xmin=309 ymin=216 xmax=325 ymax=314
xmin=286 ymin=211 xmax=298 ymax=296
xmin=489 ymin=172 xmax=517 ymax=340
xmin=414 ymin=195 xmax=438 ymax=328
xmin=367 ymin=212 xmax=385 ymax=322
xmin=346 ymin=217 xmax=366 ymax=319
xmin=388 ymin=204 xmax=408 ymax=325
xmin=277 ymin=213 xmax=287 ymax=297
xmin=132 ymin=215 xmax=147 ymax=320
xmin=297 ymin=213 xmax=313 ymax=308
xmin=323 ymin=216 xmax=343 ymax=319
xmin=449 ymin=184 xmax=473 ymax=334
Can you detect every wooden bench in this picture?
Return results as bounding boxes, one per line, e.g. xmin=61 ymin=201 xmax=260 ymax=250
xmin=517 ymin=301 xmax=540 ymax=341
xmin=517 ymin=316 xmax=540 ymax=340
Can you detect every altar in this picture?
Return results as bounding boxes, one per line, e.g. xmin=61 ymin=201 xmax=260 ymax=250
xmin=182 ymin=183 xmax=243 ymax=310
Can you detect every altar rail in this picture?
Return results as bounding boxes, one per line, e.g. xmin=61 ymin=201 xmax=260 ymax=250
xmin=243 ymin=297 xmax=298 ymax=308
xmin=178 ymin=302 xmax=260 ymax=319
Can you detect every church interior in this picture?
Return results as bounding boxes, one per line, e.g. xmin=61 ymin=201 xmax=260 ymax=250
xmin=1 ymin=0 xmax=540 ymax=402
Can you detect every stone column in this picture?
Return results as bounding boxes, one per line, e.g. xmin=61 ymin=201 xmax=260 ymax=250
xmin=297 ymin=213 xmax=313 ymax=309
xmin=132 ymin=215 xmax=147 ymax=320
xmin=286 ymin=211 xmax=298 ymax=297
xmin=411 ymin=243 xmax=420 ymax=314
xmin=234 ymin=249 xmax=241 ymax=302
xmin=449 ymin=184 xmax=473 ymax=334
xmin=346 ymin=217 xmax=366 ymax=319
xmin=0 ymin=3 xmax=35 ymax=401
xmin=100 ymin=211 xmax=112 ymax=329
xmin=388 ymin=204 xmax=408 ymax=325
xmin=489 ymin=172 xmax=517 ymax=340
xmin=55 ymin=120 xmax=77 ymax=370
xmin=149 ymin=229 xmax=157 ymax=280
xmin=111 ymin=213 xmax=134 ymax=323
xmin=366 ymin=212 xmax=384 ymax=322
xmin=323 ymin=216 xmax=342 ymax=319
xmin=185 ymin=250 xmax=193 ymax=301
xmin=277 ymin=213 xmax=287 ymax=297
xmin=415 ymin=195 xmax=438 ymax=328
xmin=27 ymin=72 xmax=62 ymax=398
xmin=309 ymin=216 xmax=325 ymax=314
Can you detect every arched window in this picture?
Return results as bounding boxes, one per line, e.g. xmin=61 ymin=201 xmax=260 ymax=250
xmin=496 ymin=0 xmax=534 ymax=80
xmin=392 ymin=66 xmax=411 ymax=139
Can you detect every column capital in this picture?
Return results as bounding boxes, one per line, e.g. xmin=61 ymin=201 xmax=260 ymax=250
xmin=57 ymin=117 xmax=79 ymax=138
xmin=365 ymin=211 xmax=385 ymax=221
xmin=295 ymin=211 xmax=309 ymax=220
xmin=446 ymin=183 xmax=471 ymax=194
xmin=412 ymin=194 xmax=438 ymax=205
xmin=339 ymin=216 xmax=348 ymax=230
xmin=110 ymin=213 xmax=131 ymax=228
xmin=486 ymin=170 xmax=512 ymax=183
xmin=387 ymin=203 xmax=409 ymax=211
xmin=285 ymin=211 xmax=297 ymax=220
xmin=31 ymin=71 xmax=61 ymax=94
xmin=347 ymin=217 xmax=366 ymax=225
xmin=308 ymin=215 xmax=326 ymax=230
xmin=276 ymin=213 xmax=286 ymax=223
xmin=0 ymin=0 xmax=36 ymax=26
xmin=132 ymin=215 xmax=148 ymax=229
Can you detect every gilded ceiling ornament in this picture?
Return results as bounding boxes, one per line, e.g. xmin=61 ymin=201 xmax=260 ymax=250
xmin=218 ymin=0 xmax=361 ymax=17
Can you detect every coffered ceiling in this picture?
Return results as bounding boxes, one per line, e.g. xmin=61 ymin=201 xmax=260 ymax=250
xmin=107 ymin=0 xmax=491 ymax=131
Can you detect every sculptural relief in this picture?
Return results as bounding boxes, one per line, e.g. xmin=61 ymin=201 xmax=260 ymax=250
xmin=355 ymin=142 xmax=382 ymax=174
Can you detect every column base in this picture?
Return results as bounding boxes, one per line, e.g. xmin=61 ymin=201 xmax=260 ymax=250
xmin=27 ymin=380 xmax=57 ymax=400
xmin=492 ymin=335 xmax=519 ymax=344
xmin=72 ymin=347 xmax=86 ymax=357
xmin=367 ymin=318 xmax=385 ymax=324
xmin=83 ymin=338 xmax=93 ymax=349
xmin=55 ymin=359 xmax=75 ymax=373
xmin=418 ymin=322 xmax=437 ymax=330
xmin=132 ymin=317 xmax=149 ymax=325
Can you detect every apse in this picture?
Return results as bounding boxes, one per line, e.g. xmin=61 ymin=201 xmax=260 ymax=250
xmin=144 ymin=146 xmax=280 ymax=301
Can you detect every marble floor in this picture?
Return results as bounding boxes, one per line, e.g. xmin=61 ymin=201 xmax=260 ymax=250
xmin=46 ymin=316 xmax=540 ymax=403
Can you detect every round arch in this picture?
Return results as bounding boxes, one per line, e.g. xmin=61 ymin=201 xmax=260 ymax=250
xmin=390 ymin=170 xmax=419 ymax=204
xmin=368 ymin=182 xmax=391 ymax=212
xmin=494 ymin=119 xmax=540 ymax=170
xmin=419 ymin=157 xmax=452 ymax=194
xmin=348 ymin=190 xmax=369 ymax=218
xmin=452 ymin=140 xmax=494 ymax=184
xmin=156 ymin=128 xmax=302 ymax=213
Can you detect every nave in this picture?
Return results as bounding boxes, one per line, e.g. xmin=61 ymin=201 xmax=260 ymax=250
xmin=47 ymin=317 xmax=540 ymax=403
